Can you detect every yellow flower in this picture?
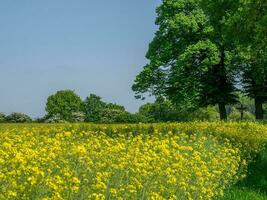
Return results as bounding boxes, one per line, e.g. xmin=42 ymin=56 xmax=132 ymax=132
xmin=72 ymin=177 xmax=80 ymax=184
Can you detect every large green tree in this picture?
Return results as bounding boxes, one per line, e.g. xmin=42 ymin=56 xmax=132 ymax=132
xmin=45 ymin=90 xmax=83 ymax=122
xmin=132 ymin=0 xmax=239 ymax=120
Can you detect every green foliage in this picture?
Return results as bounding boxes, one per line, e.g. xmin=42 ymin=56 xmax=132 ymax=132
xmin=226 ymin=93 xmax=255 ymax=121
xmin=97 ymin=109 xmax=150 ymax=124
xmin=5 ymin=112 xmax=32 ymax=123
xmin=0 ymin=113 xmax=6 ymax=123
xmin=221 ymin=186 xmax=267 ymax=200
xmin=71 ymin=112 xmax=85 ymax=123
xmin=236 ymin=93 xmax=255 ymax=115
xmin=83 ymin=93 xmax=145 ymax=123
xmin=109 ymin=112 xmax=151 ymax=123
xmin=221 ymin=145 xmax=267 ymax=199
xmin=229 ymin=108 xmax=255 ymax=121
xmin=139 ymin=98 xmax=178 ymax=122
xmin=139 ymin=98 xmax=220 ymax=122
xmin=132 ymin=0 xmax=238 ymax=120
xmin=228 ymin=0 xmax=267 ymax=119
xmin=84 ymin=94 xmax=106 ymax=122
xmin=189 ymin=106 xmax=220 ymax=121
xmin=98 ymin=108 xmax=126 ymax=123
xmin=45 ymin=90 xmax=83 ymax=122
xmin=105 ymin=103 xmax=125 ymax=111
xmin=244 ymin=146 xmax=267 ymax=193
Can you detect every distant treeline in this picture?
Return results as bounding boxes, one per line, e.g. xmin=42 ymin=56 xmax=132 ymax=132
xmin=0 ymin=90 xmax=264 ymax=123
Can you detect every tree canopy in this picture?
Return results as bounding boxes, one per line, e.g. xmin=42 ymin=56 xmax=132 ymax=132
xmin=45 ymin=90 xmax=83 ymax=122
xmin=132 ymin=0 xmax=241 ymax=120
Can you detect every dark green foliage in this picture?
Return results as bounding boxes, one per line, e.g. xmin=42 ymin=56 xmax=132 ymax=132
xmin=105 ymin=103 xmax=125 ymax=111
xmin=0 ymin=113 xmax=6 ymax=123
xmin=5 ymin=112 xmax=32 ymax=123
xmin=221 ymin=186 xmax=267 ymax=200
xmin=45 ymin=90 xmax=83 ymax=122
xmin=222 ymin=146 xmax=267 ymax=199
xmin=244 ymin=146 xmax=267 ymax=193
xmin=83 ymin=94 xmax=106 ymax=122
xmin=83 ymin=93 xmax=145 ymax=123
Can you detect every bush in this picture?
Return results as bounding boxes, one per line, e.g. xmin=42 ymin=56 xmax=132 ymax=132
xmin=98 ymin=109 xmax=125 ymax=123
xmin=6 ymin=113 xmax=32 ymax=123
xmin=44 ymin=114 xmax=67 ymax=123
xmin=71 ymin=112 xmax=85 ymax=123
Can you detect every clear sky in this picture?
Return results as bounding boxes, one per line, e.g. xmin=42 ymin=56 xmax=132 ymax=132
xmin=0 ymin=0 xmax=160 ymax=118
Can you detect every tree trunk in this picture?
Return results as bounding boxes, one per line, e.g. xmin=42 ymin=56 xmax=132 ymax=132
xmin=240 ymin=110 xmax=244 ymax=120
xmin=255 ymin=97 xmax=264 ymax=120
xmin=218 ymin=103 xmax=227 ymax=120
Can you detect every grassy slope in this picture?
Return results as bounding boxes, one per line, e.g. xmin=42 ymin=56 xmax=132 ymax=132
xmin=221 ymin=187 xmax=267 ymax=200
xmin=222 ymin=146 xmax=267 ymax=200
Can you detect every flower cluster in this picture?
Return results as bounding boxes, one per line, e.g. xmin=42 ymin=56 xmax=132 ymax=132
xmin=0 ymin=122 xmax=264 ymax=199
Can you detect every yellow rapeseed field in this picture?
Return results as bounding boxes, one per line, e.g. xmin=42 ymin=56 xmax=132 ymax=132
xmin=0 ymin=122 xmax=266 ymax=200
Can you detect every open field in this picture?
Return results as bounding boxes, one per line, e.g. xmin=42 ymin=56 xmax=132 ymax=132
xmin=0 ymin=122 xmax=267 ymax=199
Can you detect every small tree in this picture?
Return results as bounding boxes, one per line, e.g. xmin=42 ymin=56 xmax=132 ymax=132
xmin=46 ymin=90 xmax=83 ymax=122
xmin=84 ymin=94 xmax=106 ymax=122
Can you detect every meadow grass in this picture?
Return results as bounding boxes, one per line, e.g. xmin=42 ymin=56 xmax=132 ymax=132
xmin=221 ymin=187 xmax=267 ymax=200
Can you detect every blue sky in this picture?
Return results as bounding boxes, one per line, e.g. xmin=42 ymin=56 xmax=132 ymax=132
xmin=0 ymin=0 xmax=160 ymax=118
